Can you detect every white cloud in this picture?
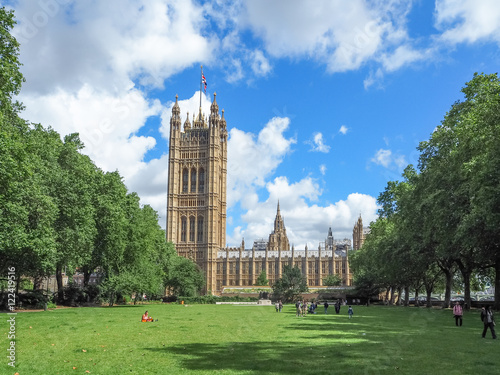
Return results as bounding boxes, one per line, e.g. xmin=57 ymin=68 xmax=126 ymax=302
xmin=21 ymin=84 xmax=161 ymax=177
xmin=308 ymin=132 xmax=330 ymax=153
xmin=320 ymin=164 xmax=327 ymax=175
xmin=371 ymin=149 xmax=392 ymax=168
xmin=227 ymin=179 xmax=379 ymax=248
xmin=370 ymin=148 xmax=406 ymax=170
xmin=227 ymin=117 xmax=296 ymax=208
xmin=250 ymin=49 xmax=272 ymax=76
xmin=435 ymin=0 xmax=500 ymax=45
xmin=13 ymin=0 xmax=215 ymax=95
xmin=244 ymin=0 xmax=414 ymax=73
xmin=339 ymin=125 xmax=348 ymax=135
xmin=364 ymin=68 xmax=384 ymax=90
xmin=380 ymin=45 xmax=428 ymax=72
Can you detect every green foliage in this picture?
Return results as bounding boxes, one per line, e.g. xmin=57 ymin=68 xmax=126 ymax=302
xmin=0 ymin=7 xmax=176 ymax=304
xmin=351 ymin=73 xmax=500 ymax=309
xmin=322 ymin=274 xmax=342 ymax=287
xmin=165 ymin=256 xmax=205 ymax=297
xmin=0 ymin=7 xmax=25 ymax=116
xmin=255 ymin=270 xmax=269 ymax=286
xmin=272 ymin=265 xmax=308 ymax=302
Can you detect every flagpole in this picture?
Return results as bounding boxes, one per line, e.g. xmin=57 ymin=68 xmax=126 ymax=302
xmin=200 ymin=65 xmax=203 ymax=112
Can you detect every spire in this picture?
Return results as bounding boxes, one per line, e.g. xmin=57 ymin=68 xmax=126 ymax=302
xmin=184 ymin=111 xmax=191 ymax=131
xmin=220 ymin=109 xmax=226 ymax=129
xmin=172 ymin=94 xmax=180 ymax=118
xmin=170 ymin=94 xmax=181 ymax=131
xmin=210 ymin=92 xmax=219 ymax=115
xmin=274 ymin=201 xmax=285 ymax=232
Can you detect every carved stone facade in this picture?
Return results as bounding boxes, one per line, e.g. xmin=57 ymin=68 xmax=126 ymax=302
xmin=166 ymin=94 xmax=355 ymax=294
xmin=352 ymin=215 xmax=370 ymax=250
xmin=214 ymin=203 xmax=353 ymax=291
xmin=166 ymin=94 xmax=227 ymax=293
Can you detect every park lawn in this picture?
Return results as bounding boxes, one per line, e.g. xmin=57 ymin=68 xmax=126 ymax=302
xmin=2 ymin=303 xmax=499 ymax=375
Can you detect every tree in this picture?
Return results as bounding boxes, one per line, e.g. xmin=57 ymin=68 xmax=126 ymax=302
xmin=323 ymin=274 xmax=342 ymax=287
xmin=52 ymin=134 xmax=97 ymax=301
xmin=272 ymin=265 xmax=308 ymax=302
xmin=417 ymin=73 xmax=500 ymax=309
xmin=352 ymin=273 xmax=381 ymax=305
xmin=255 ymin=270 xmax=269 ymax=286
xmin=0 ymin=7 xmax=25 ymax=116
xmin=165 ymin=256 xmax=205 ymax=297
xmin=0 ymin=8 xmax=57 ymax=296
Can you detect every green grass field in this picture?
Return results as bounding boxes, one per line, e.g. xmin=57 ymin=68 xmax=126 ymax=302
xmin=2 ymin=303 xmax=499 ymax=374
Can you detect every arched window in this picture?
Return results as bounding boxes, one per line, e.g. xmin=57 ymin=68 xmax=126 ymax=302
xmin=198 ymin=168 xmax=205 ymax=193
xmin=197 ymin=216 xmax=204 ymax=242
xmin=191 ymin=168 xmax=197 ymax=193
xmin=182 ymin=169 xmax=189 ymax=193
xmin=189 ymin=216 xmax=195 ymax=242
xmin=181 ymin=217 xmax=187 ymax=242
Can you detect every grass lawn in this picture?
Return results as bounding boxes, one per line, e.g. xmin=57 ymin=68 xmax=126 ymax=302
xmin=2 ymin=303 xmax=499 ymax=374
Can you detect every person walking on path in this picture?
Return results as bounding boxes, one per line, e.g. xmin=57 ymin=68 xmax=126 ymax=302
xmin=453 ymin=301 xmax=463 ymax=326
xmin=348 ymin=305 xmax=353 ymax=319
xmin=324 ymin=301 xmax=329 ymax=314
xmin=481 ymin=306 xmax=497 ymax=339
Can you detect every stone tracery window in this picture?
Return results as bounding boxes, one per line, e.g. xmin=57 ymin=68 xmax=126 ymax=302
xmin=191 ymin=168 xmax=197 ymax=193
xmin=182 ymin=169 xmax=189 ymax=193
xmin=181 ymin=217 xmax=187 ymax=242
xmin=189 ymin=216 xmax=195 ymax=242
xmin=197 ymin=216 xmax=204 ymax=242
xmin=198 ymin=168 xmax=205 ymax=193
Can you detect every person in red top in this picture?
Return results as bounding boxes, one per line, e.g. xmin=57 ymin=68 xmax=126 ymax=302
xmin=142 ymin=310 xmax=153 ymax=322
xmin=453 ymin=301 xmax=463 ymax=326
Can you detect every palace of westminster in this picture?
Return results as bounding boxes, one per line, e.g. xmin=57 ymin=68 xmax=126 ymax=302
xmin=166 ymin=93 xmax=369 ymax=294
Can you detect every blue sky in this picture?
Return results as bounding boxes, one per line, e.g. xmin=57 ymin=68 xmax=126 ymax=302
xmin=7 ymin=0 xmax=500 ymax=248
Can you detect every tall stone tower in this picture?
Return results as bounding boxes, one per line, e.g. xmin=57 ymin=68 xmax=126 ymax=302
xmin=166 ymin=93 xmax=228 ymax=293
xmin=352 ymin=215 xmax=365 ymax=250
xmin=267 ymin=201 xmax=290 ymax=251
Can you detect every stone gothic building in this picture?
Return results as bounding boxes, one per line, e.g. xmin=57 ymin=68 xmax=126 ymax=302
xmin=166 ymin=94 xmax=356 ymax=294
xmin=352 ymin=215 xmax=370 ymax=251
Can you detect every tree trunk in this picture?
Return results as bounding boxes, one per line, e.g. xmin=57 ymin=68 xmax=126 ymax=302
xmin=442 ymin=268 xmax=453 ymax=309
xmin=457 ymin=259 xmax=473 ymax=310
xmin=404 ymin=286 xmax=410 ymax=306
xmin=426 ymin=289 xmax=432 ymax=308
xmin=56 ymin=265 xmax=64 ymax=303
xmin=495 ymin=257 xmax=500 ymax=311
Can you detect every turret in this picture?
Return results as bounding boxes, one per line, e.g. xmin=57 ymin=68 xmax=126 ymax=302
xmin=170 ymin=95 xmax=181 ymax=133
xmin=184 ymin=112 xmax=191 ymax=131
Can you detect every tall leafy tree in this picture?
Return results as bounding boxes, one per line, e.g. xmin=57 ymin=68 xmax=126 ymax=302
xmin=165 ymin=256 xmax=205 ymax=297
xmin=272 ymin=265 xmax=308 ymax=302
xmin=255 ymin=270 xmax=269 ymax=286
xmin=0 ymin=8 xmax=57 ymax=293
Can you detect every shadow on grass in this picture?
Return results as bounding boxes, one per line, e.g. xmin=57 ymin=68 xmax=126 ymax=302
xmin=145 ymin=339 xmax=392 ymax=374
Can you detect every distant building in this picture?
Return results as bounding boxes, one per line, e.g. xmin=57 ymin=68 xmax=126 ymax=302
xmin=352 ymin=215 xmax=370 ymax=250
xmin=166 ymin=93 xmax=357 ymax=294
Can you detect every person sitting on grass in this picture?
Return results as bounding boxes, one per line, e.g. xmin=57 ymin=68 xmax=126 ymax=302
xmin=142 ymin=310 xmax=154 ymax=322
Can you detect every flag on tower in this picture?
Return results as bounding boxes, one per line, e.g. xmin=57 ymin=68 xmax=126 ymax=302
xmin=202 ymin=73 xmax=207 ymax=93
